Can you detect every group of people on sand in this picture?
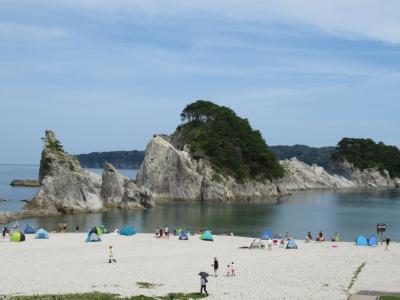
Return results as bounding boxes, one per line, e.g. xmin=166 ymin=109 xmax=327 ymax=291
xmin=200 ymin=257 xmax=236 ymax=296
xmin=155 ymin=226 xmax=169 ymax=238
xmin=305 ymin=230 xmax=340 ymax=242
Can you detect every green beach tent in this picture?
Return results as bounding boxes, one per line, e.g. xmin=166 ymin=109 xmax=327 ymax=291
xmin=200 ymin=230 xmax=213 ymax=241
xmin=89 ymin=225 xmax=105 ymax=236
xmin=10 ymin=231 xmax=26 ymax=242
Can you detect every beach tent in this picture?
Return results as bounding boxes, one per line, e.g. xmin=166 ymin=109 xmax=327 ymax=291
xmin=35 ymin=228 xmax=49 ymax=239
xmin=179 ymin=230 xmax=188 ymax=240
xmin=261 ymin=230 xmax=272 ymax=240
xmin=250 ymin=238 xmax=265 ymax=249
xmin=355 ymin=235 xmax=368 ymax=246
xmin=24 ymin=225 xmax=36 ymax=234
xmin=120 ymin=225 xmax=136 ymax=236
xmin=200 ymin=230 xmax=213 ymax=241
xmin=286 ymin=239 xmax=298 ymax=249
xmin=86 ymin=232 xmax=101 ymax=242
xmin=89 ymin=225 xmax=106 ymax=236
xmin=10 ymin=231 xmax=25 ymax=242
xmin=368 ymin=235 xmax=378 ymax=247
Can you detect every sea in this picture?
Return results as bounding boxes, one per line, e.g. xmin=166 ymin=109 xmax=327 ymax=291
xmin=1 ymin=164 xmax=399 ymax=242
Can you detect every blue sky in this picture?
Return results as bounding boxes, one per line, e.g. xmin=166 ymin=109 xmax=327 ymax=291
xmin=1 ymin=0 xmax=400 ymax=163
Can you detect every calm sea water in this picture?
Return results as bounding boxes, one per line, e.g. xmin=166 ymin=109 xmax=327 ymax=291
xmin=1 ymin=164 xmax=399 ymax=241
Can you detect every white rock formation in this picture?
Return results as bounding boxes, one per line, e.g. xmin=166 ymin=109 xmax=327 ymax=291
xmin=26 ymin=130 xmax=153 ymax=215
xmin=137 ymin=136 xmax=360 ymax=201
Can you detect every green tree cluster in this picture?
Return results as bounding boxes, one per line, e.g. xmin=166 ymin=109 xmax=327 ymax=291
xmin=332 ymin=138 xmax=400 ymax=178
xmin=178 ymin=100 xmax=284 ymax=181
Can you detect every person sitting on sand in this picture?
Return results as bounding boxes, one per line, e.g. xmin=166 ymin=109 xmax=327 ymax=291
xmin=159 ymin=228 xmax=164 ymax=238
xmin=317 ymin=231 xmax=324 ymax=242
xmin=306 ymin=231 xmax=312 ymax=241
xmin=155 ymin=227 xmax=160 ymax=237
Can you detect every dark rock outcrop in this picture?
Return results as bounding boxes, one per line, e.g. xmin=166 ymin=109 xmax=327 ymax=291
xmin=10 ymin=179 xmax=40 ymax=187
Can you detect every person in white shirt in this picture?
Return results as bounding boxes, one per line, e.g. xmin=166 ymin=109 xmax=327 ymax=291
xmin=108 ymin=246 xmax=117 ymax=263
xmin=268 ymin=238 xmax=273 ymax=251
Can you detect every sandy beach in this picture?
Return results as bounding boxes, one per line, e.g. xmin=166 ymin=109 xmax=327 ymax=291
xmin=0 ymin=233 xmax=399 ymax=299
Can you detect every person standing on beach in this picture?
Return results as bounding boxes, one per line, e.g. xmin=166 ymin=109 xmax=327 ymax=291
xmin=268 ymin=238 xmax=273 ymax=251
xmin=200 ymin=276 xmax=208 ymax=295
xmin=385 ymin=237 xmax=391 ymax=250
xmin=165 ymin=226 xmax=169 ymax=237
xmin=212 ymin=257 xmax=219 ymax=277
xmin=108 ymin=246 xmax=117 ymax=263
xmin=230 ymin=262 xmax=236 ymax=276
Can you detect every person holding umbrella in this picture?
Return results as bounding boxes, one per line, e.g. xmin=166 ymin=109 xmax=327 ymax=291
xmin=198 ymin=272 xmax=209 ymax=295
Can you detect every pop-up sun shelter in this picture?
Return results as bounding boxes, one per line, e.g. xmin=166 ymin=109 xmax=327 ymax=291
xmin=368 ymin=235 xmax=378 ymax=247
xmin=35 ymin=228 xmax=49 ymax=239
xmin=24 ymin=225 xmax=36 ymax=234
xmin=86 ymin=232 xmax=101 ymax=242
xmin=200 ymin=230 xmax=213 ymax=241
xmin=250 ymin=238 xmax=265 ymax=249
xmin=10 ymin=231 xmax=25 ymax=242
xmin=355 ymin=235 xmax=368 ymax=246
xmin=261 ymin=230 xmax=272 ymax=240
xmin=179 ymin=230 xmax=188 ymax=240
xmin=286 ymin=239 xmax=298 ymax=249
xmin=120 ymin=225 xmax=136 ymax=236
xmin=89 ymin=225 xmax=105 ymax=236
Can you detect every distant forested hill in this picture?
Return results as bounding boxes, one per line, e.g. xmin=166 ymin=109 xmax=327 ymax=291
xmin=75 ymin=150 xmax=145 ymax=169
xmin=75 ymin=145 xmax=335 ymax=171
xmin=270 ymin=145 xmax=335 ymax=170
xmin=331 ymin=138 xmax=400 ymax=178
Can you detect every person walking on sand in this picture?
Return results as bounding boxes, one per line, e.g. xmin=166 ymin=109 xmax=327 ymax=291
xmin=230 ymin=262 xmax=236 ymax=276
xmin=108 ymin=246 xmax=117 ymax=263
xmin=385 ymin=237 xmax=391 ymax=250
xmin=268 ymin=237 xmax=273 ymax=251
xmin=212 ymin=257 xmax=219 ymax=277
xmin=200 ymin=275 xmax=208 ymax=295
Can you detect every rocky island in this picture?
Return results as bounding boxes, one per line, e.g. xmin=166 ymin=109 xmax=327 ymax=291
xmin=1 ymin=101 xmax=399 ymax=224
xmin=138 ymin=101 xmax=399 ymax=201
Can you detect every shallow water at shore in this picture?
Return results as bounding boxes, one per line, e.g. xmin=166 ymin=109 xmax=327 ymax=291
xmin=1 ymin=164 xmax=400 ymax=241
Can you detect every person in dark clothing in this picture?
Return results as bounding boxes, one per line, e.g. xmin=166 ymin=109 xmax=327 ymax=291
xmin=385 ymin=237 xmax=391 ymax=250
xmin=200 ymin=276 xmax=208 ymax=295
xmin=213 ymin=257 xmax=219 ymax=277
xmin=2 ymin=227 xmax=8 ymax=238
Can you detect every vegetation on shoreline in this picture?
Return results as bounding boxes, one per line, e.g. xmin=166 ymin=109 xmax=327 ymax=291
xmin=271 ymin=145 xmax=335 ymax=170
xmin=4 ymin=292 xmax=208 ymax=300
xmin=332 ymin=138 xmax=400 ymax=178
xmin=177 ymin=100 xmax=284 ymax=181
xmin=75 ymin=150 xmax=145 ymax=169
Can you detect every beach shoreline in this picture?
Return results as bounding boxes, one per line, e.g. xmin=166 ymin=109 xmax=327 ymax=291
xmin=0 ymin=233 xmax=399 ymax=299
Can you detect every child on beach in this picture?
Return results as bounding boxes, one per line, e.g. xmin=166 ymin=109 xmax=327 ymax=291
xmin=230 ymin=262 xmax=236 ymax=276
xmin=108 ymin=246 xmax=117 ymax=263
xmin=268 ymin=238 xmax=272 ymax=251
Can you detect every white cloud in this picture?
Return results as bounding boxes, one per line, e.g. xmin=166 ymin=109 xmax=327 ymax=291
xmin=46 ymin=0 xmax=400 ymax=44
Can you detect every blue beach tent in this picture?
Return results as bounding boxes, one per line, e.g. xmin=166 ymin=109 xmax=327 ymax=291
xmin=179 ymin=230 xmax=188 ymax=240
xmin=24 ymin=225 xmax=36 ymax=234
xmin=86 ymin=232 xmax=101 ymax=242
xmin=261 ymin=230 xmax=272 ymax=240
xmin=286 ymin=239 xmax=298 ymax=249
xmin=120 ymin=225 xmax=136 ymax=236
xmin=355 ymin=235 xmax=368 ymax=246
xmin=35 ymin=228 xmax=49 ymax=239
xmin=368 ymin=235 xmax=378 ymax=247
xmin=200 ymin=230 xmax=213 ymax=241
